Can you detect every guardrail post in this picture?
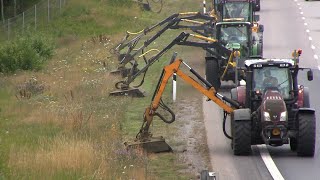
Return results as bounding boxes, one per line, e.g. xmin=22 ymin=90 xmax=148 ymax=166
xmin=173 ymin=73 xmax=177 ymax=102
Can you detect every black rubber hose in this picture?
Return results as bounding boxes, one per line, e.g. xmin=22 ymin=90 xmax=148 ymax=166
xmin=223 ymin=111 xmax=232 ymax=139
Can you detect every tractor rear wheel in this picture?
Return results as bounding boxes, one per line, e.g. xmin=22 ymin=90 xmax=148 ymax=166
xmin=205 ymin=60 xmax=221 ymax=90
xmin=297 ymin=113 xmax=316 ymax=156
xmin=232 ymin=120 xmax=252 ymax=155
xmin=290 ymin=138 xmax=297 ymax=151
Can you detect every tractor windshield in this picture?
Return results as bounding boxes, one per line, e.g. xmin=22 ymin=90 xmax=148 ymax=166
xmin=223 ymin=2 xmax=250 ymax=21
xmin=220 ymin=25 xmax=248 ymax=46
xmin=253 ymin=66 xmax=292 ymax=99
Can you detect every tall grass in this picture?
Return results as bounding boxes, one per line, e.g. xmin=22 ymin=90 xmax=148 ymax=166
xmin=0 ymin=38 xmax=150 ymax=179
xmin=0 ymin=0 xmax=205 ymax=179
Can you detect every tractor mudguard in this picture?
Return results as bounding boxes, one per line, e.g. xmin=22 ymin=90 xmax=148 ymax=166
xmin=298 ymin=108 xmax=315 ymax=115
xmin=231 ymin=86 xmax=246 ymax=106
xmin=233 ymin=109 xmax=251 ymax=121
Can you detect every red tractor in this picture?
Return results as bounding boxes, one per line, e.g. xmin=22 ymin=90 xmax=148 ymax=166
xmin=229 ymin=50 xmax=315 ymax=156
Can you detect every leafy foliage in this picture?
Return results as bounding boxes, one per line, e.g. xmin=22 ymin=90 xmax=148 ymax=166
xmin=0 ymin=33 xmax=54 ymax=73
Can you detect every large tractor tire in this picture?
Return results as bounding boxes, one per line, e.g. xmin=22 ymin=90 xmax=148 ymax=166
xmin=297 ymin=113 xmax=316 ymax=156
xmin=232 ymin=120 xmax=252 ymax=155
xmin=205 ymin=60 xmax=221 ymax=90
xmin=290 ymin=138 xmax=297 ymax=151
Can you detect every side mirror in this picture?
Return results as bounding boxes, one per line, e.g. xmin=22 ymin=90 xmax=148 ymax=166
xmin=254 ymin=15 xmax=260 ymax=22
xmin=307 ymin=70 xmax=313 ymax=81
xmin=259 ymin=24 xmax=264 ymax=32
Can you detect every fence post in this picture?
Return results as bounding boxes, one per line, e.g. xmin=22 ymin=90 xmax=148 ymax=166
xmin=7 ymin=19 xmax=10 ymax=40
xmin=34 ymin=5 xmax=37 ymax=30
xmin=48 ymin=0 xmax=50 ymax=22
xmin=60 ymin=0 xmax=62 ymax=14
xmin=22 ymin=12 xmax=25 ymax=33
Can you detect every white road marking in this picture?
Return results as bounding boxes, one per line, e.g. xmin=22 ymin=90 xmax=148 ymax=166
xmin=311 ymin=45 xmax=316 ymax=49
xmin=297 ymin=3 xmax=300 ymax=6
xmin=300 ymin=12 xmax=304 ymax=15
xmin=302 ymin=17 xmax=305 ymax=20
xmin=309 ymin=37 xmax=312 ymax=41
xmin=306 ymin=29 xmax=310 ymax=33
xmin=304 ymin=22 xmax=308 ymax=26
xmin=299 ymin=7 xmax=302 ymax=10
xmin=314 ymin=55 xmax=319 ymax=60
xmin=257 ymin=145 xmax=285 ymax=180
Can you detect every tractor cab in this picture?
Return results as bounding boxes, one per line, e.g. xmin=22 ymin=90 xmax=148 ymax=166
xmin=216 ymin=0 xmax=259 ymax=22
xmin=249 ymin=59 xmax=295 ymax=100
xmin=243 ymin=59 xmax=297 ymax=109
xmin=216 ymin=22 xmax=252 ymax=59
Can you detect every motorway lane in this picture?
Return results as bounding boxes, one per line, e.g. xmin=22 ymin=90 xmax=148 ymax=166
xmin=259 ymin=0 xmax=320 ymax=179
xmin=299 ymin=0 xmax=320 ymax=63
xmin=204 ymin=100 xmax=272 ymax=180
xmin=204 ymin=0 xmax=320 ymax=179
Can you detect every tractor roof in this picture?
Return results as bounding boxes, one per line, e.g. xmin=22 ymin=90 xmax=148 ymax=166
xmin=220 ymin=0 xmax=254 ymax=3
xmin=216 ymin=21 xmax=251 ymax=26
xmin=245 ymin=59 xmax=296 ymax=67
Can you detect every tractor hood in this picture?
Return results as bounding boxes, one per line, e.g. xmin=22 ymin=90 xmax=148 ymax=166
xmin=261 ymin=89 xmax=287 ymax=122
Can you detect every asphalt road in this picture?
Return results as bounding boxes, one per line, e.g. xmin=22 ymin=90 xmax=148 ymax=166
xmin=260 ymin=0 xmax=320 ymax=179
xmin=203 ymin=0 xmax=320 ymax=179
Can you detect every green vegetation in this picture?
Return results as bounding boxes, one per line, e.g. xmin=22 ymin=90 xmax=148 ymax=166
xmin=0 ymin=0 xmax=204 ymax=179
xmin=0 ymin=33 xmax=54 ymax=73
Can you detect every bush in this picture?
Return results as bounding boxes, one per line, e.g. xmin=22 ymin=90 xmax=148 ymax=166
xmin=0 ymin=33 xmax=55 ymax=73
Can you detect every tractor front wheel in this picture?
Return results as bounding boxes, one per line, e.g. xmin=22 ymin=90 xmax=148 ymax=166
xmin=297 ymin=113 xmax=316 ymax=156
xmin=232 ymin=120 xmax=252 ymax=155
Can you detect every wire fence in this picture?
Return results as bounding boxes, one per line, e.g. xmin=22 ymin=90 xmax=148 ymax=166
xmin=0 ymin=0 xmax=67 ymax=41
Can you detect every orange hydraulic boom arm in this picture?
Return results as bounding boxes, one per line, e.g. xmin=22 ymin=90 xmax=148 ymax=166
xmin=135 ymin=58 xmax=240 ymax=143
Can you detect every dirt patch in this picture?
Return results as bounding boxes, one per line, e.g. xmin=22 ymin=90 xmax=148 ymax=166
xmin=174 ymin=97 xmax=210 ymax=175
xmin=168 ymin=48 xmax=211 ymax=178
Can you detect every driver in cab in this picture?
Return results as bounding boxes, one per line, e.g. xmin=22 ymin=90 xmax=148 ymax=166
xmin=263 ymin=69 xmax=278 ymax=87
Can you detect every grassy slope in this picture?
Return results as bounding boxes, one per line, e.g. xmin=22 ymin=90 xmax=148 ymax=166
xmin=0 ymin=0 xmax=204 ymax=179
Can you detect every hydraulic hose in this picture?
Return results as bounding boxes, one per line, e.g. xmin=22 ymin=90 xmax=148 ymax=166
xmin=223 ymin=111 xmax=232 ymax=139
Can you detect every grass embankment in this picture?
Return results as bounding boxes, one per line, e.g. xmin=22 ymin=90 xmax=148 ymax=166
xmin=0 ymin=0 xmax=204 ymax=179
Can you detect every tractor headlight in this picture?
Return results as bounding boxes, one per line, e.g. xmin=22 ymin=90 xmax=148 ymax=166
xmin=280 ymin=112 xmax=287 ymax=121
xmin=264 ymin=112 xmax=271 ymax=121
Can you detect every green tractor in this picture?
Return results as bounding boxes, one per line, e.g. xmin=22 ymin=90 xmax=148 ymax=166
xmin=212 ymin=0 xmax=260 ymax=15
xmin=204 ymin=0 xmax=264 ymax=90
xmin=205 ymin=20 xmax=263 ymax=89
xmin=215 ymin=0 xmax=261 ymax=21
